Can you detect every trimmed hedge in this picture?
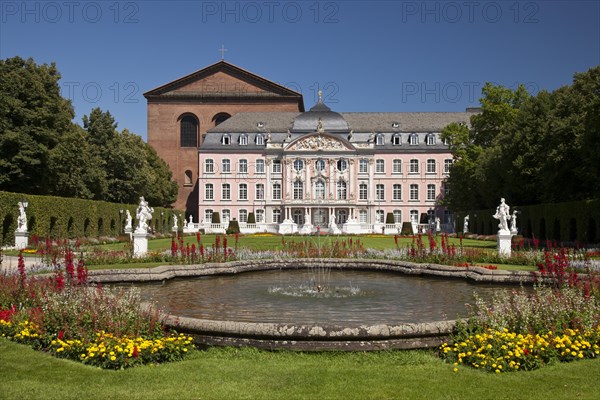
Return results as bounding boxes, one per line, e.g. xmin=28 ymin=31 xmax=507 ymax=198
xmin=462 ymin=199 xmax=600 ymax=245
xmin=0 ymin=191 xmax=181 ymax=245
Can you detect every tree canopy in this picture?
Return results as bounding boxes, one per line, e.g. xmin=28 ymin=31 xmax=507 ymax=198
xmin=0 ymin=56 xmax=177 ymax=207
xmin=441 ymin=66 xmax=600 ymax=211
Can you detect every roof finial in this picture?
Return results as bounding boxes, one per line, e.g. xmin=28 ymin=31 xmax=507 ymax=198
xmin=317 ymin=89 xmax=323 ymax=103
xmin=218 ymin=45 xmax=228 ymax=60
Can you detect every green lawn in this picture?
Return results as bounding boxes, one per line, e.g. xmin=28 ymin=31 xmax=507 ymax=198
xmin=1 ymin=339 xmax=598 ymax=400
xmin=91 ymin=234 xmax=496 ymax=252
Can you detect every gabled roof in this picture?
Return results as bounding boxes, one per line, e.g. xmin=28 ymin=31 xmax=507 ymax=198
xmin=143 ymin=60 xmax=305 ymax=110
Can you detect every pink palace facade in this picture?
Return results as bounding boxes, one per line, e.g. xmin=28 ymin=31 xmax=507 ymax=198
xmin=193 ymin=95 xmax=477 ymax=234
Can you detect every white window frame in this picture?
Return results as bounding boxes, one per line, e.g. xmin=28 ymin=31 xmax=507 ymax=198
xmin=426 ymin=159 xmax=436 ymax=174
xmin=239 ymin=209 xmax=248 ymax=223
xmin=392 ymin=159 xmax=402 ymax=174
xmin=204 ymin=159 xmax=214 ymax=174
xmin=222 ymin=183 xmax=230 ymax=200
xmin=255 ymin=159 xmax=265 ymax=174
xmin=239 ymin=159 xmax=248 ymax=174
xmin=272 ymin=160 xmax=282 ymax=173
xmin=393 ymin=184 xmax=402 ymax=200
xmin=410 ymin=184 xmax=419 ymax=201
xmin=256 ymin=183 xmax=265 ymax=200
xmin=409 ymin=133 xmax=418 ymax=145
xmin=359 ymin=183 xmax=368 ymax=200
xmin=239 ymin=134 xmax=248 ymax=145
xmin=239 ymin=183 xmax=248 ymax=200
xmin=376 ymin=184 xmax=385 ymax=201
xmin=222 ymin=159 xmax=231 ymax=173
xmin=375 ymin=159 xmax=385 ymax=174
xmin=376 ymin=134 xmax=384 ymax=145
xmin=272 ymin=182 xmax=281 ymax=200
xmin=359 ymin=159 xmax=368 ymax=174
xmin=427 ymin=184 xmax=436 ymax=201
xmin=409 ymin=159 xmax=419 ymax=174
xmin=205 ymin=183 xmax=214 ymax=200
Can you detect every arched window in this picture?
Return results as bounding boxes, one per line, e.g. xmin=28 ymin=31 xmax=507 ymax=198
xmin=255 ymin=134 xmax=265 ymax=145
xmin=315 ymin=180 xmax=326 ymax=199
xmin=409 ymin=133 xmax=419 ymax=145
xmin=293 ymin=180 xmax=304 ymax=200
xmin=337 ymin=179 xmax=347 ymax=200
xmin=426 ymin=133 xmax=436 ymax=145
xmin=376 ymin=134 xmax=385 ymax=145
xmin=213 ymin=112 xmax=231 ymax=126
xmin=315 ymin=159 xmax=326 ymax=172
xmin=180 ymin=115 xmax=198 ymax=147
xmin=336 ymin=158 xmax=347 ymax=172
xmin=239 ymin=134 xmax=248 ymax=145
xmin=221 ymin=134 xmax=231 ymax=145
xmin=392 ymin=133 xmax=402 ymax=145
xmin=184 ymin=170 xmax=193 ymax=186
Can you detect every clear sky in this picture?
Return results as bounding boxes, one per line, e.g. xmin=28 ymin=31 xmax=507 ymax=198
xmin=1 ymin=0 xmax=598 ymax=140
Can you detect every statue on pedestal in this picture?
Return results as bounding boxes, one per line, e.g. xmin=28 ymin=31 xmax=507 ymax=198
xmin=124 ymin=210 xmax=133 ymax=231
xmin=172 ymin=214 xmax=178 ymax=231
xmin=510 ymin=210 xmax=519 ymax=234
xmin=463 ymin=215 xmax=469 ymax=233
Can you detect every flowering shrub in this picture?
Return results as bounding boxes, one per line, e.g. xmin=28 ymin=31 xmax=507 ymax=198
xmin=441 ymin=327 xmax=600 ymax=373
xmin=0 ymin=250 xmax=194 ymax=369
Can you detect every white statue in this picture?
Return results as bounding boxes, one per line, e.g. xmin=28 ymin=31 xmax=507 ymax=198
xmin=16 ymin=202 xmax=27 ymax=233
xmin=135 ymin=196 xmax=154 ymax=233
xmin=463 ymin=215 xmax=469 ymax=233
xmin=125 ymin=210 xmax=133 ymax=231
xmin=172 ymin=214 xmax=178 ymax=231
xmin=493 ymin=198 xmax=511 ymax=233
xmin=305 ymin=211 xmax=311 ymax=226
xmin=435 ymin=217 xmax=441 ymax=232
xmin=188 ymin=215 xmax=194 ymax=226
xmin=510 ymin=210 xmax=518 ymax=234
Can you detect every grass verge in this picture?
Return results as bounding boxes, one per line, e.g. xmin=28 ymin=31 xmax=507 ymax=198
xmin=1 ymin=340 xmax=599 ymax=400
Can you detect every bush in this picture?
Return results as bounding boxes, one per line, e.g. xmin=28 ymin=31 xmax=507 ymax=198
xmin=226 ymin=219 xmax=240 ymax=234
xmin=401 ymin=222 xmax=414 ymax=235
xmin=385 ymin=213 xmax=395 ymax=224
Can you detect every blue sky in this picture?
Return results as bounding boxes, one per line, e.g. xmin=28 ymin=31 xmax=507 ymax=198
xmin=1 ymin=0 xmax=598 ymax=140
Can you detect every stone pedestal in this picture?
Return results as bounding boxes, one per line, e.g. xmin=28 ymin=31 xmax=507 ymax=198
xmin=497 ymin=232 xmax=513 ymax=257
xmin=14 ymin=231 xmax=28 ymax=250
xmin=132 ymin=232 xmax=149 ymax=258
xmin=299 ymin=223 xmax=313 ymax=235
xmin=342 ymin=221 xmax=361 ymax=234
xmin=279 ymin=220 xmax=298 ymax=235
xmin=329 ymin=224 xmax=342 ymax=235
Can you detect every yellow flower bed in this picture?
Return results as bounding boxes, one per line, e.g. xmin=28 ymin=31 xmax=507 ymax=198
xmin=441 ymin=327 xmax=600 ymax=373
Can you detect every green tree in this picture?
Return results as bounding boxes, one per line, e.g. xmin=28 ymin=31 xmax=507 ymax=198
xmin=0 ymin=57 xmax=75 ymax=193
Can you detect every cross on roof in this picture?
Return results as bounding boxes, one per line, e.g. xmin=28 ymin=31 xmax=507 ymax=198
xmin=218 ymin=45 xmax=228 ymax=60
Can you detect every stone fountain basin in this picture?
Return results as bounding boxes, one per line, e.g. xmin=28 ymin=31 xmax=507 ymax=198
xmin=89 ymin=259 xmax=534 ymax=351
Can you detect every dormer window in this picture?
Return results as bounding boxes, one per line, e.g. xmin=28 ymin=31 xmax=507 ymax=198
xmin=255 ymin=134 xmax=264 ymax=145
xmin=221 ymin=134 xmax=231 ymax=145
xmin=392 ymin=133 xmax=402 ymax=145
xmin=239 ymin=134 xmax=248 ymax=146
xmin=392 ymin=122 xmax=400 ymax=129
xmin=409 ymin=133 xmax=419 ymax=145
xmin=256 ymin=121 xmax=265 ymax=128
xmin=426 ymin=133 xmax=436 ymax=145
xmin=376 ymin=134 xmax=385 ymax=146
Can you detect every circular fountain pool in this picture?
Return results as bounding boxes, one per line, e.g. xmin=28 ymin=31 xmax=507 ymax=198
xmin=136 ymin=269 xmax=508 ymax=326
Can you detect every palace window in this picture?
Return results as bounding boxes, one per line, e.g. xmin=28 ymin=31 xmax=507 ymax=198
xmin=392 ymin=133 xmax=402 ymax=145
xmin=393 ymin=210 xmax=402 ymax=224
xmin=180 ymin=115 xmax=198 ymax=147
xmin=222 ymin=159 xmax=231 ymax=173
xmin=239 ymin=159 xmax=248 ymax=174
xmin=272 ymin=209 xmax=281 ymax=223
xmin=410 ymin=210 xmax=419 ymax=223
xmin=410 ymin=184 xmax=419 ymax=201
xmin=392 ymin=159 xmax=402 ymax=174
xmin=239 ymin=134 xmax=248 ymax=145
xmin=255 ymin=159 xmax=265 ymax=174
xmin=375 ymin=159 xmax=385 ymax=174
xmin=409 ymin=133 xmax=419 ymax=145
xmin=239 ymin=209 xmax=248 ymax=223
xmin=221 ymin=134 xmax=231 ymax=145
xmin=255 ymin=134 xmax=265 ymax=145
xmin=204 ymin=159 xmax=214 ymax=174
xmin=315 ymin=180 xmax=326 ymax=199
xmin=239 ymin=184 xmax=248 ymax=200
xmin=444 ymin=159 xmax=453 ymax=174
xmin=426 ymin=133 xmax=436 ymax=145
xmin=427 ymin=184 xmax=436 ymax=201
xmin=256 ymin=184 xmax=264 ymax=200
xmin=272 ymin=182 xmax=281 ymax=200
xmin=409 ymin=159 xmax=419 ymax=174
xmin=205 ymin=209 xmax=213 ymax=223
xmin=359 ymin=183 xmax=368 ymax=200
xmin=337 ymin=179 xmax=347 ymax=200
xmin=222 ymin=209 xmax=230 ymax=223
xmin=222 ymin=183 xmax=230 ymax=200
xmin=426 ymin=159 xmax=436 ymax=174
xmin=205 ymin=184 xmax=214 ymax=200
xmin=272 ymin=159 xmax=282 ymax=173
xmin=376 ymin=184 xmax=385 ymax=201
xmin=376 ymin=134 xmax=385 ymax=145
xmin=256 ymin=209 xmax=264 ymax=223
xmin=359 ymin=210 xmax=367 ymax=223
xmin=337 ymin=159 xmax=347 ymax=172
xmin=315 ymin=159 xmax=326 ymax=172
xmin=293 ymin=159 xmax=304 ymax=172
xmin=376 ymin=210 xmax=385 ymax=223
xmin=359 ymin=159 xmax=368 ymax=174
xmin=393 ymin=184 xmax=402 ymax=200
xmin=293 ymin=180 xmax=304 ymax=200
